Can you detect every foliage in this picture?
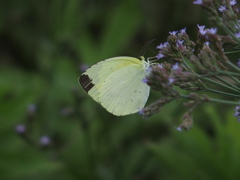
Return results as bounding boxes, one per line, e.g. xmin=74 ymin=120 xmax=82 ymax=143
xmin=1 ymin=0 xmax=240 ymax=179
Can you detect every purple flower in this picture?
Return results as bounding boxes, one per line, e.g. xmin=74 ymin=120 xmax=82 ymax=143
xmin=138 ymin=108 xmax=145 ymax=115
xmin=156 ymin=53 xmax=165 ymax=59
xmin=156 ymin=43 xmax=165 ymax=49
xmin=193 ymin=0 xmax=203 ymax=5
xmin=169 ymin=31 xmax=178 ymax=36
xmin=235 ymin=32 xmax=240 ymax=38
xmin=230 ymin=0 xmax=237 ymax=5
xmin=27 ymin=104 xmax=37 ymax=113
xmin=79 ymin=64 xmax=89 ymax=72
xmin=175 ymin=126 xmax=183 ymax=132
xmin=15 ymin=124 xmax=26 ymax=134
xmin=156 ymin=42 xmax=169 ymax=49
xmin=219 ymin=6 xmax=226 ymax=12
xmin=207 ymin=28 xmax=217 ymax=34
xmin=172 ymin=63 xmax=179 ymax=70
xmin=163 ymin=42 xmax=169 ymax=47
xmin=205 ymin=41 xmax=210 ymax=46
xmin=237 ymin=58 xmax=240 ymax=67
xmin=158 ymin=64 xmax=164 ymax=69
xmin=176 ymin=40 xmax=184 ymax=47
xmin=180 ymin=28 xmax=186 ymax=34
xmin=235 ymin=106 xmax=240 ymax=111
xmin=234 ymin=104 xmax=240 ymax=122
xmin=168 ymin=77 xmax=175 ymax=85
xmin=39 ymin=136 xmax=51 ymax=146
xmin=145 ymin=67 xmax=152 ymax=74
xmin=197 ymin=24 xmax=207 ymax=35
xmin=142 ymin=78 xmax=148 ymax=83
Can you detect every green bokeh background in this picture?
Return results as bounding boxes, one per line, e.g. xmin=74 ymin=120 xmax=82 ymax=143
xmin=1 ymin=0 xmax=240 ymax=179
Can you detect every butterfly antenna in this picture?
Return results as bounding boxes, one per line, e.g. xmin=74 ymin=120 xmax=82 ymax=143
xmin=144 ymin=48 xmax=159 ymax=62
xmin=139 ymin=39 xmax=157 ymax=57
xmin=149 ymin=48 xmax=157 ymax=55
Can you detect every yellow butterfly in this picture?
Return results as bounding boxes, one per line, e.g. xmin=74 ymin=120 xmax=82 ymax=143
xmin=79 ymin=56 xmax=150 ymax=116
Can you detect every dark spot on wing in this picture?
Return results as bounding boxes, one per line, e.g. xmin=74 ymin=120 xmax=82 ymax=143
xmin=79 ymin=74 xmax=94 ymax=93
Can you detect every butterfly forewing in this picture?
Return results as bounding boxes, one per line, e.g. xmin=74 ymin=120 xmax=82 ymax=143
xmin=79 ymin=57 xmax=142 ymax=102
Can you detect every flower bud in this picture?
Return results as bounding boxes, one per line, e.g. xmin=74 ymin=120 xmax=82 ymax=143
xmin=176 ymin=112 xmax=193 ymax=131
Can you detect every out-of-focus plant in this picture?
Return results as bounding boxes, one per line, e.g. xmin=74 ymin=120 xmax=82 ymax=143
xmin=146 ymin=104 xmax=240 ymax=180
xmin=140 ymin=0 xmax=240 ymax=131
xmin=4 ymin=0 xmax=240 ymax=180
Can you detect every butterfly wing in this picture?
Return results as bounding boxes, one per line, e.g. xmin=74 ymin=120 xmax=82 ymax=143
xmin=79 ymin=57 xmax=142 ymax=103
xmin=98 ymin=63 xmax=150 ymax=116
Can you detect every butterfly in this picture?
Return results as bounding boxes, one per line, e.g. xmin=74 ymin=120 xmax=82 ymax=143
xmin=79 ymin=56 xmax=151 ymax=116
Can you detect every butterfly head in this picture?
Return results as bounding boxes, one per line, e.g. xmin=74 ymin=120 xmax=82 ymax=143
xmin=139 ymin=56 xmax=151 ymax=74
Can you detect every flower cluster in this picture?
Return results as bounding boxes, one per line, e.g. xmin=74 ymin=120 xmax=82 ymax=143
xmin=15 ymin=104 xmax=52 ymax=148
xmin=139 ymin=0 xmax=240 ymax=130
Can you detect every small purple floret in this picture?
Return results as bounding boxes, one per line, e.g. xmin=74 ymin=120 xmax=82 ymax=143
xmin=207 ymin=28 xmax=217 ymax=34
xmin=197 ymin=24 xmax=207 ymax=35
xmin=230 ymin=0 xmax=237 ymax=5
xmin=142 ymin=78 xmax=149 ymax=83
xmin=27 ymin=104 xmax=37 ymax=113
xmin=175 ymin=126 xmax=182 ymax=132
xmin=172 ymin=63 xmax=179 ymax=70
xmin=156 ymin=53 xmax=165 ymax=59
xmin=180 ymin=28 xmax=186 ymax=34
xmin=15 ymin=124 xmax=26 ymax=134
xmin=39 ymin=136 xmax=51 ymax=146
xmin=168 ymin=78 xmax=175 ymax=85
xmin=193 ymin=0 xmax=203 ymax=5
xmin=237 ymin=58 xmax=240 ymax=67
xmin=169 ymin=31 xmax=178 ymax=36
xmin=205 ymin=41 xmax=210 ymax=46
xmin=138 ymin=108 xmax=145 ymax=115
xmin=158 ymin=64 xmax=164 ymax=69
xmin=219 ymin=6 xmax=226 ymax=12
xmin=79 ymin=64 xmax=89 ymax=72
xmin=156 ymin=43 xmax=164 ymax=49
xmin=235 ymin=32 xmax=240 ymax=38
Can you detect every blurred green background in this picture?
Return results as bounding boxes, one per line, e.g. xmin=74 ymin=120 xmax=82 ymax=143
xmin=1 ymin=0 xmax=240 ymax=179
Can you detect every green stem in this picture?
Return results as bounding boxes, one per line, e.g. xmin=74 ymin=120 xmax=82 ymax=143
xmin=214 ymin=76 xmax=240 ymax=91
xmin=227 ymin=61 xmax=240 ymax=73
xmin=182 ymin=57 xmax=207 ymax=88
xmin=180 ymin=94 xmax=240 ymax=106
xmin=219 ymin=70 xmax=240 ymax=77
xmin=201 ymin=77 xmax=240 ymax=93
xmin=202 ymin=88 xmax=240 ymax=99
xmin=199 ymin=71 xmax=240 ymax=78
xmin=224 ymin=50 xmax=240 ymax=54
xmin=182 ymin=57 xmax=194 ymax=72
xmin=229 ymin=76 xmax=240 ymax=86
